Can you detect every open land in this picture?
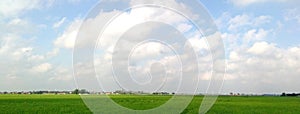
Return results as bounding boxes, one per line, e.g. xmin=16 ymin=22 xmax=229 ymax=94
xmin=0 ymin=95 xmax=300 ymax=113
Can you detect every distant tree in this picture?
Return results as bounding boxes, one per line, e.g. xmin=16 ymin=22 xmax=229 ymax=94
xmin=153 ymin=92 xmax=158 ymax=95
xmin=288 ymin=93 xmax=297 ymax=96
xmin=281 ymin=92 xmax=286 ymax=96
xmin=73 ymin=89 xmax=79 ymax=94
xmin=79 ymin=89 xmax=88 ymax=94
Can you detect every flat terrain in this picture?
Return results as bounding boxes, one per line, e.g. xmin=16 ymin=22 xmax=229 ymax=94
xmin=0 ymin=94 xmax=300 ymax=113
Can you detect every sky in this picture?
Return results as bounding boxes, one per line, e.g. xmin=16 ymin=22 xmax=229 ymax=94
xmin=0 ymin=0 xmax=299 ymax=94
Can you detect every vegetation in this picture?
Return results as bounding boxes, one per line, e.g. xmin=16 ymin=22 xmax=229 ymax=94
xmin=0 ymin=94 xmax=300 ymax=113
xmin=109 ymin=95 xmax=172 ymax=110
xmin=0 ymin=94 xmax=90 ymax=114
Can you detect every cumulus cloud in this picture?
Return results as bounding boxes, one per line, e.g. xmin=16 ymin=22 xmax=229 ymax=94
xmin=129 ymin=42 xmax=171 ymax=61
xmin=2 ymin=0 xmax=298 ymax=94
xmin=1 ymin=18 xmax=37 ymax=35
xmin=224 ymin=41 xmax=300 ymax=93
xmin=54 ymin=6 xmax=192 ymax=51
xmin=54 ymin=19 xmax=81 ymax=49
xmin=177 ymin=23 xmax=193 ymax=33
xmin=2 ymin=0 xmax=295 ymax=94
xmin=0 ymin=8 xmax=69 ymax=91
xmin=228 ymin=14 xmax=272 ymax=31
xmin=187 ymin=37 xmax=209 ymax=52
xmin=215 ymin=10 xmax=300 ymax=93
xmin=218 ymin=13 xmax=274 ymax=52
xmin=49 ymin=67 xmax=73 ymax=81
xmin=247 ymin=42 xmax=275 ymax=55
xmin=0 ymin=35 xmax=32 ymax=60
xmin=0 ymin=35 xmax=59 ymax=90
xmin=228 ymin=14 xmax=251 ymax=31
xmin=0 ymin=0 xmax=54 ymax=18
xmin=30 ymin=63 xmax=52 ymax=73
xmin=243 ymin=29 xmax=269 ymax=42
xmin=67 ymin=0 xmax=221 ymax=93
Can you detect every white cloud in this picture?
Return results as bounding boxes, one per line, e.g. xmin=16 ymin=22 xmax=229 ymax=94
xmin=228 ymin=14 xmax=272 ymax=31
xmin=229 ymin=51 xmax=240 ymax=61
xmin=0 ymin=35 xmax=34 ymax=59
xmin=54 ymin=19 xmax=81 ymax=49
xmin=12 ymin=47 xmax=33 ymax=59
xmin=29 ymin=55 xmax=45 ymax=61
xmin=54 ymin=10 xmax=123 ymax=49
xmin=129 ymin=42 xmax=170 ymax=61
xmin=98 ymin=6 xmax=189 ymax=49
xmin=218 ymin=13 xmax=274 ymax=53
xmin=46 ymin=48 xmax=60 ymax=57
xmin=284 ymin=8 xmax=300 ymax=24
xmin=187 ymin=34 xmax=209 ymax=52
xmin=216 ymin=11 xmax=300 ymax=93
xmin=0 ymin=0 xmax=54 ymax=18
xmin=30 ymin=63 xmax=52 ymax=73
xmin=247 ymin=42 xmax=276 ymax=55
xmin=0 ymin=0 xmax=39 ymax=17
xmin=253 ymin=15 xmax=272 ymax=26
xmin=69 ymin=0 xmax=225 ymax=92
xmin=0 ymin=0 xmax=78 ymax=91
xmin=243 ymin=29 xmax=269 ymax=42
xmin=56 ymin=4 xmax=192 ymax=50
xmin=1 ymin=18 xmax=37 ymax=35
xmin=8 ymin=18 xmax=28 ymax=26
xmin=49 ymin=67 xmax=73 ymax=81
xmin=177 ymin=23 xmax=192 ymax=33
xmin=53 ymin=17 xmax=66 ymax=28
xmin=0 ymin=34 xmax=59 ymax=80
xmin=224 ymin=41 xmax=300 ymax=93
xmin=129 ymin=0 xmax=197 ymax=19
xmin=29 ymin=0 xmax=299 ymax=93
xmin=228 ymin=14 xmax=251 ymax=31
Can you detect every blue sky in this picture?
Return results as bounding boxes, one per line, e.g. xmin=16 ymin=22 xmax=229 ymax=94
xmin=0 ymin=0 xmax=300 ymax=94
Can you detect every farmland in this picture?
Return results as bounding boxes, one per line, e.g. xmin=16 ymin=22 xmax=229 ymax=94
xmin=0 ymin=94 xmax=300 ymax=113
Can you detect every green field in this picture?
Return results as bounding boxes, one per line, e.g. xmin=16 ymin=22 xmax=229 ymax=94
xmin=0 ymin=94 xmax=300 ymax=113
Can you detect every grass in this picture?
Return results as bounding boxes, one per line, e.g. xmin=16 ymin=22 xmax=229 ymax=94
xmin=207 ymin=96 xmax=300 ymax=114
xmin=0 ymin=94 xmax=91 ymax=114
xmin=0 ymin=94 xmax=300 ymax=113
xmin=109 ymin=95 xmax=172 ymax=110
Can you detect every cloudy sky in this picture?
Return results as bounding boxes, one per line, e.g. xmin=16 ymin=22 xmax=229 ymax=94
xmin=0 ymin=0 xmax=299 ymax=94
